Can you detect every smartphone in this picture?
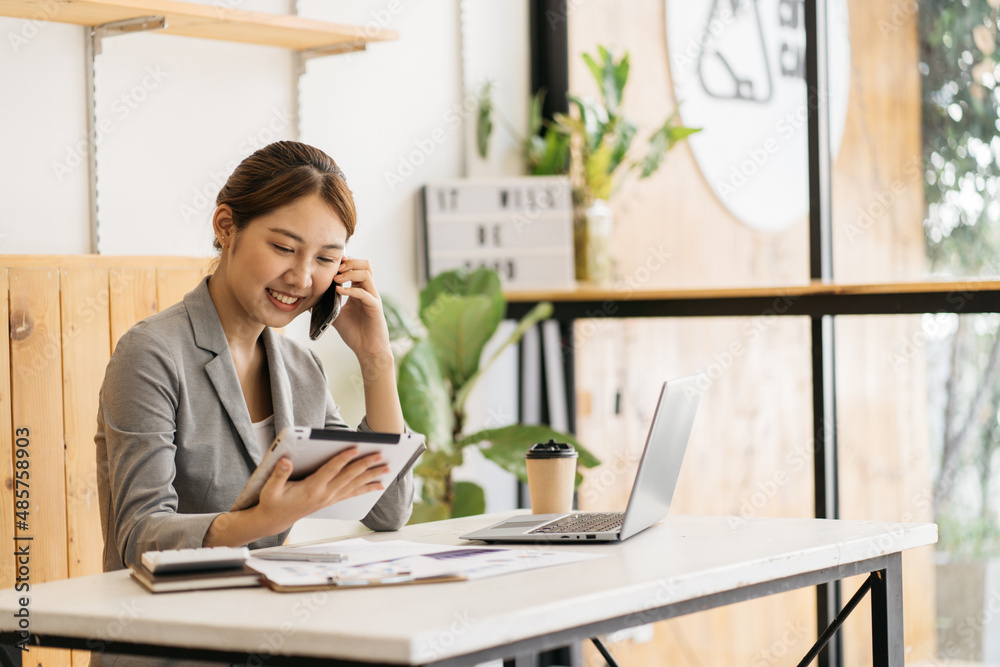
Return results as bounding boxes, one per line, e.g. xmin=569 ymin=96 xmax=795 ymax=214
xmin=309 ymin=281 xmax=342 ymax=340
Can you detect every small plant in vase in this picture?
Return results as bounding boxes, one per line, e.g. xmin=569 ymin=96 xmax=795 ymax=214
xmin=477 ymin=45 xmax=701 ymax=283
xmin=382 ymin=267 xmax=600 ymax=522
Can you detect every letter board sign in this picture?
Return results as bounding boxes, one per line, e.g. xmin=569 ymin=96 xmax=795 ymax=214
xmin=418 ymin=177 xmax=575 ymax=288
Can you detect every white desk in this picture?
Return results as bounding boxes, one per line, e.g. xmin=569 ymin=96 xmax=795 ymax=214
xmin=0 ymin=512 xmax=936 ymax=666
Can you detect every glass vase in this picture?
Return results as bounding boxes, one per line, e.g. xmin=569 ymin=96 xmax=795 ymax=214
xmin=573 ymin=199 xmax=615 ymax=284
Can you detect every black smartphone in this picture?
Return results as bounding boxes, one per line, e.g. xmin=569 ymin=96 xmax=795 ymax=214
xmin=309 ymin=281 xmax=342 ymax=340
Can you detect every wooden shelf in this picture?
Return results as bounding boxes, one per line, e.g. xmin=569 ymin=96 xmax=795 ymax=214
xmin=0 ymin=0 xmax=396 ymax=50
xmin=504 ymin=279 xmax=1000 ymax=303
xmin=503 ymin=279 xmax=1000 ymax=319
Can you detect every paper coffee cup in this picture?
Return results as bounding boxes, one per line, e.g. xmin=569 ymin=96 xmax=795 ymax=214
xmin=525 ymin=440 xmax=578 ymax=514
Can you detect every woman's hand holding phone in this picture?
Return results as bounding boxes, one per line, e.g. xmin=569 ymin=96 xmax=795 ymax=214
xmin=326 ymin=254 xmax=405 ymax=434
xmin=329 ymin=256 xmax=393 ymax=364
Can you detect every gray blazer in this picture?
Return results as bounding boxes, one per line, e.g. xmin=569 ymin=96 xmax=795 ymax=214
xmin=95 ymin=276 xmax=420 ymax=574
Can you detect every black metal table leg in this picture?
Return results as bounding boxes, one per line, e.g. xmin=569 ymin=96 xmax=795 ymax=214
xmin=871 ymin=553 xmax=905 ymax=667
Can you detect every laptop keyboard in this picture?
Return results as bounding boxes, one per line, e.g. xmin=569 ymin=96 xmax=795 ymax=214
xmin=529 ymin=512 xmax=624 ymax=535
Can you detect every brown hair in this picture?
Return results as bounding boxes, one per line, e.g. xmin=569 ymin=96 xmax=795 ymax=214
xmin=214 ymin=141 xmax=357 ymax=251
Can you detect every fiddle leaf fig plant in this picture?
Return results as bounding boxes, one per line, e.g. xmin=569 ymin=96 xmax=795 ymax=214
xmin=384 ymin=267 xmax=600 ymax=522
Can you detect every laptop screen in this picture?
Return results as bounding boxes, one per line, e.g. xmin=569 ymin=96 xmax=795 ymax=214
xmin=620 ymin=374 xmax=704 ymax=540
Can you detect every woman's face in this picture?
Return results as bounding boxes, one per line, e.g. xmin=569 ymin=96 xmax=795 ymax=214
xmin=224 ymin=193 xmax=348 ymax=330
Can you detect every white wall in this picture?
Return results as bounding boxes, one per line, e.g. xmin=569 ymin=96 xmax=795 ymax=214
xmin=296 ymin=0 xmax=466 ymax=424
xmin=0 ymin=21 xmax=90 ymax=254
xmin=0 ymin=0 xmax=530 ymax=519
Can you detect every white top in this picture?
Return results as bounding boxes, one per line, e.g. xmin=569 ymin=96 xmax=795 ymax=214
xmin=252 ymin=413 xmax=275 ymax=458
xmin=0 ymin=513 xmax=936 ymax=664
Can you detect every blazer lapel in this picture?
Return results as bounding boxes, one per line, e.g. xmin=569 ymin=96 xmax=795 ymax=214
xmin=184 ymin=277 xmax=262 ymax=466
xmin=262 ymin=327 xmax=294 ymax=439
xmin=204 ymin=351 xmax=261 ymax=465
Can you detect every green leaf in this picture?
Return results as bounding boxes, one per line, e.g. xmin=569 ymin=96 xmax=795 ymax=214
xmin=409 ymin=501 xmax=450 ymax=525
xmin=462 ymin=424 xmax=601 ymax=484
xmin=613 ymin=52 xmax=630 ymax=106
xmin=419 ymin=269 xmax=505 ymax=389
xmin=414 ymin=449 xmax=462 ymax=487
xmin=567 ymin=94 xmax=606 ymax=155
xmin=665 ymin=124 xmax=702 ymax=151
xmin=477 ymin=112 xmax=493 ymax=160
xmin=475 ymin=81 xmax=495 ymax=159
xmin=452 ymin=481 xmax=486 ymax=517
xmin=637 ymin=112 xmax=701 ymax=179
xmin=397 ymin=339 xmax=454 ymax=453
xmin=582 ymin=47 xmax=628 ymax=117
xmin=528 ymin=88 xmax=546 ymax=136
xmin=381 ymin=295 xmax=422 ymax=343
xmin=608 ymin=119 xmax=637 ymax=176
xmin=423 ymin=294 xmax=504 ymax=389
xmin=533 ymin=130 xmax=571 ymax=175
xmin=585 ymin=143 xmax=615 ymax=201
xmin=583 ymin=51 xmax=605 ymax=93
xmin=453 ymin=301 xmax=553 ymax=411
xmin=601 ymin=57 xmax=621 ymax=115
xmin=419 ymin=267 xmax=503 ymax=316
xmin=553 ymin=111 xmax=584 ymax=139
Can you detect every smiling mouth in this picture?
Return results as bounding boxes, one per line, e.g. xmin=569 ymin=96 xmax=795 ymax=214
xmin=267 ymin=288 xmax=302 ymax=306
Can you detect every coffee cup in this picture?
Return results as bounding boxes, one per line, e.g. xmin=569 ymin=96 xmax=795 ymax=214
xmin=525 ymin=440 xmax=578 ymax=514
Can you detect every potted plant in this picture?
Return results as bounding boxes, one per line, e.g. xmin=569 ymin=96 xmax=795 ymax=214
xmin=383 ymin=267 xmax=600 ymax=523
xmin=477 ymin=45 xmax=701 ymax=283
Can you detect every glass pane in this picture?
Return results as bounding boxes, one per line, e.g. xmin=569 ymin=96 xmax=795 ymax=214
xmin=837 ymin=313 xmax=1000 ymax=665
xmin=920 ymin=0 xmax=1000 ymax=281
xmin=571 ymin=1 xmax=811 ymax=289
xmin=832 ymin=0 xmax=1000 ymax=284
xmin=574 ymin=316 xmax=817 ymax=665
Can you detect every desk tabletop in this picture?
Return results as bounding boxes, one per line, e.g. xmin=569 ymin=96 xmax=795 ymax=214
xmin=0 ymin=513 xmax=936 ymax=665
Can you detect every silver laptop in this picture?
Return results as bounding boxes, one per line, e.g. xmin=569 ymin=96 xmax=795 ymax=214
xmin=460 ymin=374 xmax=704 ymax=543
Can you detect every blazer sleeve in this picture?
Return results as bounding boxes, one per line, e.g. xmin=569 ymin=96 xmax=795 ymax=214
xmin=311 ymin=350 xmax=424 ymax=531
xmin=99 ymin=327 xmax=222 ymax=569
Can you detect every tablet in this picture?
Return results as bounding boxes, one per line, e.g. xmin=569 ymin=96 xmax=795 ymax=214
xmin=230 ymin=426 xmax=425 ymax=520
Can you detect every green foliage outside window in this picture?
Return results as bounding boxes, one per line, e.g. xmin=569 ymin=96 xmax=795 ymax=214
xmin=922 ymin=0 xmax=1000 ymax=556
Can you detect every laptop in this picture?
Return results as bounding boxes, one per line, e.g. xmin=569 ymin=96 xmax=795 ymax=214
xmin=460 ymin=373 xmax=705 ymax=543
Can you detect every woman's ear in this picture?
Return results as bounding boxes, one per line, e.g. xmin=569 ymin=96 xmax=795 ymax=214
xmin=212 ymin=204 xmax=235 ymax=247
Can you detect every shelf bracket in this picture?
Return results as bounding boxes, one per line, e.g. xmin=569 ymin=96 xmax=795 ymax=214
xmin=85 ymin=14 xmax=167 ymax=252
xmin=91 ymin=16 xmax=167 ymax=55
xmin=294 ymin=42 xmax=367 ymax=76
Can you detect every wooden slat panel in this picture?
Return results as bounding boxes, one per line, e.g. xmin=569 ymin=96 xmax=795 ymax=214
xmin=156 ymin=267 xmax=207 ymax=313
xmin=10 ymin=268 xmax=71 ymax=667
xmin=0 ymin=269 xmax=14 ymax=591
xmin=0 ymin=255 xmax=211 ymax=270
xmin=60 ymin=268 xmax=107 ymax=667
xmin=60 ymin=268 xmax=110 ymax=582
xmin=109 ymin=268 xmax=157 ymax=352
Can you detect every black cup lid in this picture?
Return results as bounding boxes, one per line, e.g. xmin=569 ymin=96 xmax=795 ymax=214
xmin=526 ymin=439 xmax=578 ymax=459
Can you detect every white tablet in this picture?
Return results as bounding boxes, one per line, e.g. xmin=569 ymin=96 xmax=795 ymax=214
xmin=230 ymin=426 xmax=425 ymax=520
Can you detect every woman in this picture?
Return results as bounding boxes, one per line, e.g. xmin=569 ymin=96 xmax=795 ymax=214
xmin=94 ymin=141 xmax=418 ymax=665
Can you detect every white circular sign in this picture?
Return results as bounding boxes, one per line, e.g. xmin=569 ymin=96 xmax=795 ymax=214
xmin=666 ymin=0 xmax=851 ymax=232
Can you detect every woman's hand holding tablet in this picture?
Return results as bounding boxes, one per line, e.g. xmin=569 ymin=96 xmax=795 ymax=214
xmin=230 ymin=427 xmax=425 ymax=524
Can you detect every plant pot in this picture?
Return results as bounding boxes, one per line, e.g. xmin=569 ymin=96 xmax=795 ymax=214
xmin=573 ymin=199 xmax=614 ymax=284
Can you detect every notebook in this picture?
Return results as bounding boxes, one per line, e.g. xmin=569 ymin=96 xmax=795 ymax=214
xmin=129 ymin=563 xmax=261 ymax=594
xmin=460 ymin=373 xmax=705 ymax=543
